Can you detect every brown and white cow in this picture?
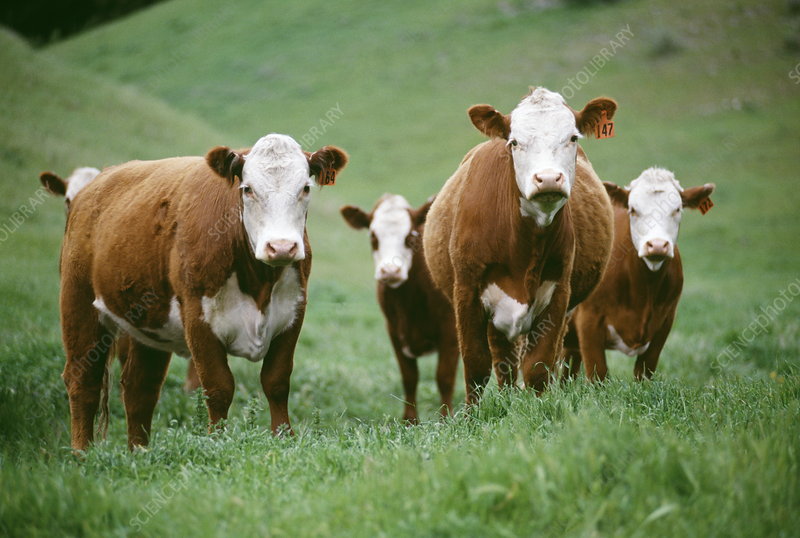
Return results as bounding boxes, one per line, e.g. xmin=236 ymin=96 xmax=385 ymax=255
xmin=340 ymin=194 xmax=459 ymax=422
xmin=40 ymin=166 xmax=204 ymax=393
xmin=59 ymin=134 xmax=347 ymax=450
xmin=423 ymin=87 xmax=616 ymax=403
xmin=40 ymin=167 xmax=101 ymax=214
xmin=564 ymin=168 xmax=715 ymax=381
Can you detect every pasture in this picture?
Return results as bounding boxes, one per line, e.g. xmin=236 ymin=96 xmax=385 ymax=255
xmin=1 ymin=0 xmax=798 ymax=535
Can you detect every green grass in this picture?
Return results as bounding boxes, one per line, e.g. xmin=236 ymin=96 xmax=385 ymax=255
xmin=1 ymin=0 xmax=799 ymax=535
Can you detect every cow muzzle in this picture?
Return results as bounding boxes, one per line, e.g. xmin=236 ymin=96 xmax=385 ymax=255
xmin=642 ymin=239 xmax=672 ymax=264
xmin=527 ymin=170 xmax=568 ymax=204
xmin=377 ymin=264 xmax=406 ymax=288
xmin=264 ymin=240 xmax=300 ymax=266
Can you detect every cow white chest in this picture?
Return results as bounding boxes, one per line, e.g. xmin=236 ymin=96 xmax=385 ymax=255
xmin=93 ymin=268 xmax=303 ymax=362
xmin=201 ymin=268 xmax=303 ymax=362
xmin=480 ymin=280 xmax=556 ymax=341
xmin=606 ymin=325 xmax=650 ymax=357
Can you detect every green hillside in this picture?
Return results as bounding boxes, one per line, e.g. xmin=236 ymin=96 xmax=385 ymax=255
xmin=1 ymin=0 xmax=799 ymax=535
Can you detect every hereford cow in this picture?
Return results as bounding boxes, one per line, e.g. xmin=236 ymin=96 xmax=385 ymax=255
xmin=564 ymin=168 xmax=715 ymax=381
xmin=40 ymin=167 xmax=101 ymax=214
xmin=59 ymin=134 xmax=347 ymax=450
xmin=340 ymin=194 xmax=459 ymax=422
xmin=40 ymin=166 xmax=203 ymax=393
xmin=423 ymin=87 xmax=616 ymax=403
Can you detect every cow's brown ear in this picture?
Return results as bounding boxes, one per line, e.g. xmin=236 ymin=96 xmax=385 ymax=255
xmin=575 ymin=97 xmax=617 ymax=138
xmin=206 ymin=146 xmax=244 ymax=184
xmin=468 ymin=105 xmax=511 ymax=139
xmin=411 ymin=195 xmax=436 ymax=226
xmin=40 ymin=172 xmax=67 ymax=196
xmin=340 ymin=205 xmax=371 ymax=229
xmin=309 ymin=146 xmax=348 ymax=186
xmin=681 ymin=183 xmax=715 ymax=209
xmin=603 ymin=181 xmax=629 ymax=208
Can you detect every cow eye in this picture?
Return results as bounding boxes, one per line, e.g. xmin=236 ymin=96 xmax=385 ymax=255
xmin=629 ymin=207 xmax=637 ymax=217
xmin=370 ymin=232 xmax=379 ymax=250
xmin=507 ymin=138 xmax=518 ymax=148
xmin=405 ymin=230 xmax=420 ymax=250
xmin=303 ymin=185 xmax=311 ymax=195
xmin=241 ymin=185 xmax=253 ymax=196
xmin=570 ymin=135 xmax=579 ymax=143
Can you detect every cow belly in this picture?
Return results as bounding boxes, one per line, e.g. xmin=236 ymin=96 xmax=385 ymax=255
xmin=606 ymin=325 xmax=650 ymax=357
xmin=93 ymin=296 xmax=191 ymax=357
xmin=201 ymin=268 xmax=303 ymax=362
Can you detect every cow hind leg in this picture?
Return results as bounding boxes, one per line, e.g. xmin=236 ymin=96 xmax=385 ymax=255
xmin=120 ymin=341 xmax=171 ymax=449
xmin=435 ymin=334 xmax=459 ymax=417
xmin=61 ymin=284 xmax=114 ymax=451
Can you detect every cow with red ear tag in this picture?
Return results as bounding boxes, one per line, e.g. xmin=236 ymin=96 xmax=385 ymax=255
xmin=424 ymin=87 xmax=616 ymax=403
xmin=59 ymin=133 xmax=347 ymax=450
xmin=341 ymin=194 xmax=459 ymax=422
xmin=564 ymin=167 xmax=715 ymax=381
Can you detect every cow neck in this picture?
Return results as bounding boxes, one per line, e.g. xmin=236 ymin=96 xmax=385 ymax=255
xmin=230 ymin=209 xmax=287 ymax=311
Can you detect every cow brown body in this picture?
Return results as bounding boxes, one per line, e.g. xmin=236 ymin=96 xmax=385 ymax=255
xmin=424 ymin=141 xmax=613 ymax=400
xmin=59 ymin=136 xmax=346 ymax=450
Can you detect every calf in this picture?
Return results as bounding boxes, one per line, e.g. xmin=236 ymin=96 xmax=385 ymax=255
xmin=340 ymin=194 xmax=458 ymax=422
xmin=564 ymin=168 xmax=715 ymax=380
xmin=424 ymin=87 xmax=616 ymax=402
xmin=59 ymin=134 xmax=347 ymax=450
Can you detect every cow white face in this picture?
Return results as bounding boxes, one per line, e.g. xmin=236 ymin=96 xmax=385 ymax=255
xmin=206 ymin=134 xmax=348 ymax=266
xmin=605 ymin=168 xmax=716 ymax=272
xmin=341 ymin=195 xmax=432 ymax=288
xmin=468 ymin=88 xmax=617 ymax=227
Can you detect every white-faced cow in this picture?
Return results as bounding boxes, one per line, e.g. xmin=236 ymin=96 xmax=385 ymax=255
xmin=40 ymin=167 xmax=101 ymax=214
xmin=564 ymin=167 xmax=715 ymax=381
xmin=59 ymin=134 xmax=347 ymax=450
xmin=423 ymin=87 xmax=616 ymax=403
xmin=340 ymin=194 xmax=459 ymax=422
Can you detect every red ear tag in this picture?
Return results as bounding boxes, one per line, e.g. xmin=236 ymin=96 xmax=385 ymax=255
xmin=595 ymin=110 xmax=615 ymax=139
xmin=698 ymin=197 xmax=714 ymax=215
xmin=319 ymin=168 xmax=336 ymax=186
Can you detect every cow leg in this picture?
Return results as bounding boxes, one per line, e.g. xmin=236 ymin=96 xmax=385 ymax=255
xmin=521 ymin=287 xmax=570 ymax=394
xmin=120 ymin=341 xmax=171 ymax=449
xmin=634 ymin=313 xmax=674 ymax=380
xmin=435 ymin=330 xmax=460 ymax=417
xmin=260 ymin=312 xmax=305 ymax=435
xmin=488 ymin=324 xmax=518 ymax=389
xmin=561 ymin=320 xmax=583 ymax=381
xmin=453 ymin=283 xmax=492 ymax=405
xmin=184 ymin=305 xmax=235 ymax=425
xmin=574 ymin=310 xmax=608 ymax=382
xmin=183 ymin=358 xmax=201 ymax=392
xmin=391 ymin=341 xmax=420 ymax=423
xmin=60 ymin=282 xmax=113 ymax=451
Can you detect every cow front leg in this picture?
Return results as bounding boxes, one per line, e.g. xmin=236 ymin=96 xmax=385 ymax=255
xmin=453 ymin=283 xmax=492 ymax=405
xmin=521 ymin=285 xmax=570 ymax=394
xmin=488 ymin=324 xmax=519 ymax=389
xmin=121 ymin=341 xmax=171 ymax=449
xmin=435 ymin=327 xmax=459 ymax=417
xmin=183 ymin=304 xmax=234 ymax=426
xmin=634 ymin=312 xmax=674 ymax=380
xmin=261 ymin=310 xmax=305 ymax=435
xmin=574 ymin=310 xmax=609 ymax=382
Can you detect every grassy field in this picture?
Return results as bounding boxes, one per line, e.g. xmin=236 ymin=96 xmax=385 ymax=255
xmin=1 ymin=0 xmax=799 ymax=535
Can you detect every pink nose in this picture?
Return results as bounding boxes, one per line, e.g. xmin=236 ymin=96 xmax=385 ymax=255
xmin=266 ymin=240 xmax=299 ymax=264
xmin=534 ymin=170 xmax=565 ymax=191
xmin=644 ymin=239 xmax=670 ymax=259
xmin=379 ymin=265 xmax=402 ymax=280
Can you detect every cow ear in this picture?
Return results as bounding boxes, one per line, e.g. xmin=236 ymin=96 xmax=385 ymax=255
xmin=308 ymin=146 xmax=348 ymax=186
xmin=681 ymin=183 xmax=715 ymax=209
xmin=206 ymin=146 xmax=244 ymax=184
xmin=575 ymin=97 xmax=618 ymax=138
xmin=468 ymin=105 xmax=511 ymax=139
xmin=411 ymin=195 xmax=435 ymax=227
xmin=340 ymin=205 xmax=371 ymax=229
xmin=603 ymin=181 xmax=629 ymax=208
xmin=40 ymin=172 xmax=67 ymax=196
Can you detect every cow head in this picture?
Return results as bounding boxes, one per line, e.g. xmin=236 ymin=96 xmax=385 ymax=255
xmin=340 ymin=194 xmax=433 ymax=288
xmin=604 ymin=168 xmax=715 ymax=271
xmin=468 ymin=87 xmax=617 ymax=227
xmin=207 ymin=134 xmax=348 ymax=266
xmin=40 ymin=167 xmax=101 ymax=215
